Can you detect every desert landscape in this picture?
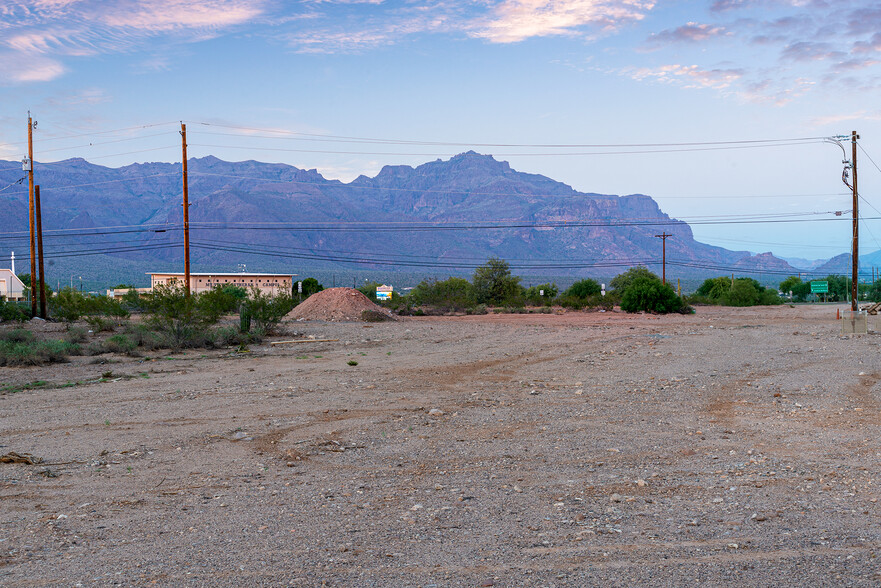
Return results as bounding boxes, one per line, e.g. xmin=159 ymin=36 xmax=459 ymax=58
xmin=2 ymin=304 xmax=881 ymax=586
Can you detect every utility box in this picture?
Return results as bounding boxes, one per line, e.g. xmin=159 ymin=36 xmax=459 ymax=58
xmin=841 ymin=310 xmax=868 ymax=335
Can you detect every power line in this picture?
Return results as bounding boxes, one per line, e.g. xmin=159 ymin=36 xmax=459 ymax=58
xmin=190 ymin=121 xmax=830 ymax=149
xmin=187 ymin=140 xmax=827 ymax=158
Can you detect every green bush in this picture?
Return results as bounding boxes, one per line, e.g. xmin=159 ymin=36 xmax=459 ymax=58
xmin=299 ymin=277 xmax=324 ymax=298
xmin=142 ymin=284 xmax=214 ymax=350
xmin=103 ymin=334 xmax=138 ymax=355
xmin=123 ymin=323 xmax=165 ymax=351
xmin=557 ymin=294 xmax=586 ymax=310
xmin=472 ymin=257 xmax=524 ymax=305
xmin=64 ymin=326 xmax=89 ymax=344
xmin=563 ymin=279 xmax=601 ymax=300
xmin=0 ymin=338 xmax=80 ymax=366
xmin=197 ymin=284 xmax=248 ymax=322
xmin=50 ymin=288 xmax=86 ymax=323
xmin=620 ymin=276 xmax=688 ymax=314
xmin=241 ymin=289 xmax=295 ymax=335
xmin=411 ymin=277 xmax=474 ymax=311
xmin=610 ymin=267 xmax=659 ymax=295
xmin=525 ymin=283 xmax=558 ymax=306
xmin=0 ymin=328 xmax=35 ymax=344
xmin=85 ymin=316 xmax=119 ymax=332
xmin=0 ymin=299 xmax=29 ymax=323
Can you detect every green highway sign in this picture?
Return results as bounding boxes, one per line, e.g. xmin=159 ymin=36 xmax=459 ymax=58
xmin=810 ymin=281 xmax=829 ymax=294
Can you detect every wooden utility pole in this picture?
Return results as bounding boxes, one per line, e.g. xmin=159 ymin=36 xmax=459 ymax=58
xmin=655 ymin=232 xmax=672 ymax=285
xmin=27 ymin=114 xmax=37 ymax=316
xmin=851 ymin=130 xmax=859 ymax=311
xmin=35 ymin=185 xmax=47 ymax=319
xmin=180 ymin=123 xmax=191 ymax=297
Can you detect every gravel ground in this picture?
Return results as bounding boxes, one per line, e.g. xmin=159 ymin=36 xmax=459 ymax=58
xmin=2 ymin=304 xmax=881 ymax=587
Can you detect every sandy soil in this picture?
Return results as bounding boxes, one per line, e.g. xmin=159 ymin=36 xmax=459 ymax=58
xmin=2 ymin=304 xmax=881 ymax=586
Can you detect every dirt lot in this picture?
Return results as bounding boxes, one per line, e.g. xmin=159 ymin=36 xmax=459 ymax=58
xmin=2 ymin=304 xmax=881 ymax=586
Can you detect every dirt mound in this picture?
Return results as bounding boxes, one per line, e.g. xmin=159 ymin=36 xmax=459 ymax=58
xmin=286 ymin=288 xmax=396 ymax=322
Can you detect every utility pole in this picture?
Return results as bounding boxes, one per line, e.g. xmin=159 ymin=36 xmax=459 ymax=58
xmin=851 ymin=130 xmax=859 ymax=311
xmin=26 ymin=113 xmax=37 ymax=316
xmin=35 ymin=185 xmax=47 ymax=319
xmin=654 ymin=232 xmax=672 ymax=285
xmin=180 ymin=123 xmax=191 ymax=298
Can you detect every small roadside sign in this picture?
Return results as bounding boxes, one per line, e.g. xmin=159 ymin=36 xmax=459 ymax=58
xmin=810 ymin=281 xmax=829 ymax=294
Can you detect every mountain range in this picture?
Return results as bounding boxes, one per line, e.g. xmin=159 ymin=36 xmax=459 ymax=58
xmin=0 ymin=152 xmax=857 ymax=289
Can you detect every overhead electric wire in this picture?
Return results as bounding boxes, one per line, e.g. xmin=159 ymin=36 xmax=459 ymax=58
xmin=185 ymin=170 xmax=846 ymax=202
xmin=0 ymin=121 xmax=179 ymax=149
xmin=41 ymin=242 xmax=182 ymax=259
xmin=191 ymin=121 xmax=829 ymax=149
xmin=35 ymin=131 xmax=176 ymax=155
xmin=187 ymin=140 xmax=827 ymax=158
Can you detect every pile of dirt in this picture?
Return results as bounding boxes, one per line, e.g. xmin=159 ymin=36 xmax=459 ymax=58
xmin=286 ymin=288 xmax=396 ymax=322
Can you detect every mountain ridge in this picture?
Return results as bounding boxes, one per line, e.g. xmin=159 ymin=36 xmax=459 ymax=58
xmin=0 ymin=152 xmax=821 ymax=287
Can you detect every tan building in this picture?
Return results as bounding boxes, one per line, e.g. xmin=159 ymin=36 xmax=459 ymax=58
xmin=148 ymin=272 xmax=293 ymax=296
xmin=0 ymin=269 xmax=25 ymax=301
xmin=106 ymin=287 xmax=153 ymax=300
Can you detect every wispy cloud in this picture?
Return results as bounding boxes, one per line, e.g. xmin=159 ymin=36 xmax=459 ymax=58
xmin=624 ymin=63 xmax=743 ymax=90
xmin=0 ymin=0 xmax=267 ymax=84
xmin=647 ymin=22 xmax=727 ymax=46
xmin=472 ymin=0 xmax=656 ymax=43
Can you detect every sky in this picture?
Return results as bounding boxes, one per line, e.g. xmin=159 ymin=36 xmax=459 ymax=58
xmin=2 ymin=0 xmax=881 ymax=262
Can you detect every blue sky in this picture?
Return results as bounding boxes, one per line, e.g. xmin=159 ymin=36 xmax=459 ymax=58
xmin=2 ymin=0 xmax=881 ymax=261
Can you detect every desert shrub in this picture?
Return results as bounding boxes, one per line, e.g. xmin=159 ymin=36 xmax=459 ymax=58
xmin=83 ymin=295 xmax=129 ymax=318
xmin=241 ymin=289 xmax=295 ymax=335
xmin=411 ymin=277 xmax=474 ymax=311
xmin=759 ymin=288 xmax=783 ymax=305
xmin=64 ymin=326 xmax=89 ymax=344
xmin=120 ymin=288 xmax=145 ymax=311
xmin=525 ymin=283 xmax=558 ymax=306
xmin=723 ymin=279 xmax=761 ymax=306
xmin=465 ymin=304 xmax=488 ymax=315
xmin=779 ymin=276 xmax=811 ymax=302
xmin=0 ymin=338 xmax=80 ymax=366
xmin=197 ymin=285 xmax=248 ymax=322
xmin=563 ymin=279 xmax=601 ymax=300
xmin=103 ymin=334 xmax=138 ymax=355
xmin=0 ymin=328 xmax=35 ymax=344
xmin=473 ymin=257 xmax=524 ymax=305
xmin=557 ymin=295 xmax=586 ymax=310
xmin=610 ymin=267 xmax=659 ymax=295
xmin=211 ymin=325 xmax=262 ymax=347
xmin=142 ymin=284 xmax=214 ymax=350
xmin=0 ymin=299 xmax=30 ymax=323
xmin=620 ymin=276 xmax=688 ymax=314
xmin=50 ymin=288 xmax=86 ymax=323
xmin=84 ymin=316 xmax=119 ymax=332
xmin=123 ymin=323 xmax=165 ymax=351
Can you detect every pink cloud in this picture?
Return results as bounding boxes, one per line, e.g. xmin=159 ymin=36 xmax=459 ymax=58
xmin=647 ymin=22 xmax=727 ymax=45
xmin=472 ymin=0 xmax=656 ymax=44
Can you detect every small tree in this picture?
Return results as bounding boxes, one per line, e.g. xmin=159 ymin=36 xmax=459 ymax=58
xmin=610 ymin=266 xmax=659 ymax=294
xmin=242 ymin=288 xmax=295 ymax=334
xmin=525 ymin=283 xmax=558 ymax=306
xmin=300 ymin=277 xmax=323 ymax=297
xmin=620 ymin=276 xmax=686 ymax=314
xmin=472 ymin=257 xmax=523 ymax=305
xmin=411 ymin=277 xmax=474 ymax=311
xmin=563 ymin=279 xmax=601 ymax=299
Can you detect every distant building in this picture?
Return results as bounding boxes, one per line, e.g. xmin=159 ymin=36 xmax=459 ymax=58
xmin=0 ymin=269 xmax=25 ymax=301
xmin=106 ymin=287 xmax=152 ymax=300
xmin=147 ymin=272 xmax=293 ymax=296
